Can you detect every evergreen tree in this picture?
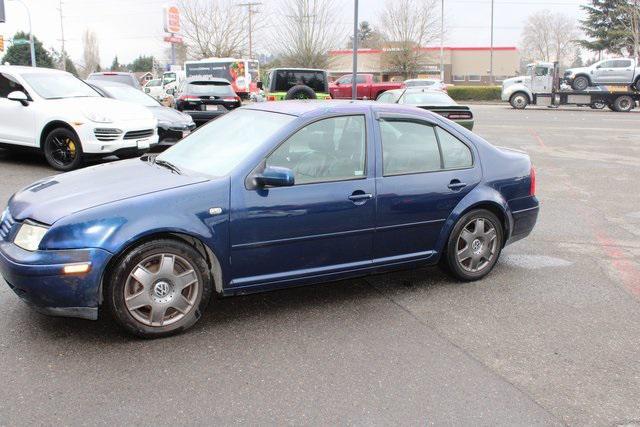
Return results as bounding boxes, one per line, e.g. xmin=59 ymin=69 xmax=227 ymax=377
xmin=578 ymin=0 xmax=634 ymax=56
xmin=129 ymin=55 xmax=154 ymax=72
xmin=110 ymin=55 xmax=121 ymax=71
xmin=1 ymin=31 xmax=54 ymax=67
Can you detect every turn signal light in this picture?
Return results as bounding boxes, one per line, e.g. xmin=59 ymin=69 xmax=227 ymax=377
xmin=267 ymin=95 xmax=276 ymax=101
xmin=63 ymin=263 xmax=91 ymax=275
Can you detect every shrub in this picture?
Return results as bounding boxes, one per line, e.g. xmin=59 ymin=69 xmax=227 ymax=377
xmin=448 ymin=86 xmax=502 ymax=101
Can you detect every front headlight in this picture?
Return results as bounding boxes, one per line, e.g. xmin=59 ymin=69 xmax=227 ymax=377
xmin=14 ymin=222 xmax=49 ymax=251
xmin=83 ymin=110 xmax=113 ymax=123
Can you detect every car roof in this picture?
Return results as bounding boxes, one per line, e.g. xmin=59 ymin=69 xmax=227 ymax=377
xmin=270 ymin=68 xmax=326 ymax=73
xmin=0 ymin=65 xmax=69 ymax=75
xmin=89 ymin=71 xmax=135 ymax=76
xmin=405 ymin=78 xmax=441 ymax=82
xmin=243 ymin=100 xmax=429 ymax=117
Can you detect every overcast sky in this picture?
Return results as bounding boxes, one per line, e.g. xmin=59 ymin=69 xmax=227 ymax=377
xmin=0 ymin=0 xmax=588 ymax=67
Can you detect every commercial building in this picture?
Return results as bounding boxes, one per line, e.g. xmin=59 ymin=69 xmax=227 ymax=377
xmin=328 ymin=46 xmax=520 ymax=85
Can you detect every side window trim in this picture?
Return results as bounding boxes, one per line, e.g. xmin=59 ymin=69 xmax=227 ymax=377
xmin=376 ymin=115 xmax=475 ymax=177
xmin=248 ymin=114 xmax=369 ymax=188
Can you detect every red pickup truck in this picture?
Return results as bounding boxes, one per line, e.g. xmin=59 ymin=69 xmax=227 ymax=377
xmin=329 ymin=74 xmax=403 ymax=100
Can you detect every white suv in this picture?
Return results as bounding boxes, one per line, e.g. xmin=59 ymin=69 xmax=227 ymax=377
xmin=0 ymin=66 xmax=158 ymax=171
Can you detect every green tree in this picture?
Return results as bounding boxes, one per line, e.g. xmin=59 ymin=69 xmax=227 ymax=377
xmin=348 ymin=21 xmax=384 ymax=49
xmin=1 ymin=31 xmax=54 ymax=67
xmin=579 ymin=0 xmax=637 ymax=57
xmin=51 ymin=48 xmax=79 ymax=76
xmin=129 ymin=55 xmax=154 ymax=72
xmin=110 ymin=55 xmax=122 ymax=71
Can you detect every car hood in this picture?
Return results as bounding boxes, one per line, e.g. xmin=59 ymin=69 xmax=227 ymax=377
xmin=564 ymin=66 xmax=589 ymax=75
xmin=9 ymin=159 xmax=208 ymax=225
xmin=147 ymin=106 xmax=194 ymax=128
xmin=50 ymin=97 xmax=154 ymax=121
xmin=502 ymin=76 xmax=530 ymax=87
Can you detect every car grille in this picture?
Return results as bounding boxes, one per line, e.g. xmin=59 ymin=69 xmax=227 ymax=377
xmin=0 ymin=210 xmax=16 ymax=242
xmin=94 ymin=128 xmax=123 ymax=142
xmin=123 ymin=129 xmax=154 ymax=140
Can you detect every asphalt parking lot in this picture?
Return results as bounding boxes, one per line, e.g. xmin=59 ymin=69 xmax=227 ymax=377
xmin=1 ymin=104 xmax=639 ymax=426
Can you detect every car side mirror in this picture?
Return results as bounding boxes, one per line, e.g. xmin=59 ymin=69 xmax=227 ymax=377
xmin=166 ymin=88 xmax=176 ymax=96
xmin=8 ymin=91 xmax=29 ymax=106
xmin=256 ymin=81 xmax=263 ymax=90
xmin=254 ymin=166 xmax=295 ymax=187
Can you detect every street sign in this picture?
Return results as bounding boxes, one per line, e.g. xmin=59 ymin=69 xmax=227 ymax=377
xmin=163 ymin=6 xmax=180 ymax=34
xmin=164 ymin=35 xmax=183 ymax=44
xmin=12 ymin=38 xmax=30 ymax=45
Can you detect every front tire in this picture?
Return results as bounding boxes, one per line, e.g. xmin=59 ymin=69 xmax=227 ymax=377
xmin=106 ymin=239 xmax=213 ymax=338
xmin=571 ymin=75 xmax=590 ymax=91
xmin=43 ymin=127 xmax=84 ymax=171
xmin=509 ymin=92 xmax=529 ymax=109
xmin=441 ymin=209 xmax=504 ymax=281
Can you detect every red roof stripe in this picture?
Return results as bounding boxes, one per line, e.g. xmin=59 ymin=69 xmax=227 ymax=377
xmin=329 ymin=47 xmax=517 ymax=55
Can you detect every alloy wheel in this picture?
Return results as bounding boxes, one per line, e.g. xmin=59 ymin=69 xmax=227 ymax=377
xmin=124 ymin=253 xmax=201 ymax=327
xmin=50 ymin=136 xmax=77 ymax=168
xmin=456 ymin=217 xmax=498 ymax=273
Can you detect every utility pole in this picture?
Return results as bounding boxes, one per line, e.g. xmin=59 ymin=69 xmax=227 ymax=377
xmin=352 ymin=0 xmax=358 ymax=100
xmin=489 ymin=0 xmax=494 ymax=84
xmin=237 ymin=2 xmax=261 ymax=59
xmin=57 ymin=0 xmax=66 ymax=70
xmin=440 ymin=0 xmax=444 ymax=82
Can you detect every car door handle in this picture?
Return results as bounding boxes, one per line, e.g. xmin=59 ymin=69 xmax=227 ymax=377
xmin=448 ymin=180 xmax=467 ymax=191
xmin=348 ymin=192 xmax=373 ymax=203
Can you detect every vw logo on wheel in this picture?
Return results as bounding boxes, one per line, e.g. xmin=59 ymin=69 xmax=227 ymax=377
xmin=154 ymin=281 xmax=170 ymax=298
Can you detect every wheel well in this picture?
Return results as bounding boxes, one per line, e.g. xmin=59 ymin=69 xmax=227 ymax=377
xmin=461 ymin=202 xmax=509 ymax=246
xmin=99 ymin=232 xmax=223 ymax=307
xmin=39 ymin=121 xmax=80 ymax=149
xmin=510 ymin=91 xmax=530 ymax=102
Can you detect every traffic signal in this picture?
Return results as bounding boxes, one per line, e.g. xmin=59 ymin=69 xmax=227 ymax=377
xmin=0 ymin=36 xmax=4 ymax=52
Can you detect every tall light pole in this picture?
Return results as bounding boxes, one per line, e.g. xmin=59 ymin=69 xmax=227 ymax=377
xmin=440 ymin=0 xmax=444 ymax=82
xmin=489 ymin=0 xmax=494 ymax=84
xmin=9 ymin=0 xmax=36 ymax=67
xmin=58 ymin=0 xmax=66 ymax=71
xmin=352 ymin=0 xmax=358 ymax=100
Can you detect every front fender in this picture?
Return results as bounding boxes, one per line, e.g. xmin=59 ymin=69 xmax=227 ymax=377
xmin=434 ymin=185 xmax=513 ymax=256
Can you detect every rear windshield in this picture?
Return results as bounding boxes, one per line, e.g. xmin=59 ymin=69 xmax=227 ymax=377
xmin=88 ymin=74 xmax=136 ymax=86
xmin=272 ymin=70 xmax=327 ymax=93
xmin=405 ymin=80 xmax=436 ymax=87
xmin=400 ymin=91 xmax=455 ymax=106
xmin=186 ymin=81 xmax=235 ymax=96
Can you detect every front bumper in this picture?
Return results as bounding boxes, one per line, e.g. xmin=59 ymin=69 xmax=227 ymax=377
xmin=75 ymin=119 xmax=159 ymax=155
xmin=0 ymin=241 xmax=112 ymax=320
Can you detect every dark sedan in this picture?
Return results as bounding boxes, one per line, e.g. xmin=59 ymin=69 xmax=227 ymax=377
xmin=377 ymin=88 xmax=474 ymax=130
xmin=0 ymin=101 xmax=537 ymax=338
xmin=89 ymin=81 xmax=196 ymax=148
xmin=173 ymin=77 xmax=242 ymax=127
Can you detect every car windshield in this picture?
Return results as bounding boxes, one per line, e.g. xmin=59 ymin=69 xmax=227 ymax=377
xmin=157 ymin=109 xmax=296 ymax=177
xmin=186 ymin=81 xmax=234 ymax=96
xmin=88 ymin=74 xmax=135 ymax=86
xmin=22 ymin=73 xmax=100 ymax=99
xmin=400 ymin=91 xmax=456 ymax=106
xmin=405 ymin=80 xmax=436 ymax=87
xmin=102 ymin=85 xmax=159 ymax=107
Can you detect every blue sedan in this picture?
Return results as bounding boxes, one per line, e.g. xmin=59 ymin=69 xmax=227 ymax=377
xmin=0 ymin=101 xmax=538 ymax=337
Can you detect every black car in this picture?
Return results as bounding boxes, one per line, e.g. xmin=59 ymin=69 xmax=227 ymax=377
xmin=172 ymin=77 xmax=242 ymax=126
xmin=89 ymin=81 xmax=196 ymax=149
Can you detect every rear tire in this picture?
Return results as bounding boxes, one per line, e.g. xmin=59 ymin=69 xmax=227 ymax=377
xmin=441 ymin=209 xmax=504 ymax=281
xmin=571 ymin=75 xmax=590 ymax=91
xmin=106 ymin=239 xmax=213 ymax=338
xmin=509 ymin=92 xmax=529 ymax=109
xmin=43 ymin=127 xmax=84 ymax=171
xmin=612 ymin=95 xmax=634 ymax=112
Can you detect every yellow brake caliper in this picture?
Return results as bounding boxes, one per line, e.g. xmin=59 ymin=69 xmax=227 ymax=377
xmin=67 ymin=139 xmax=76 ymax=158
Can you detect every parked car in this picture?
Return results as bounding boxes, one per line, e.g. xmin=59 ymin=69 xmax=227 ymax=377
xmin=377 ymin=88 xmax=474 ymax=130
xmin=262 ymin=68 xmax=331 ymax=101
xmin=143 ymin=78 xmax=166 ymax=101
xmin=403 ymin=78 xmax=448 ymax=92
xmin=0 ymin=101 xmax=538 ymax=338
xmin=329 ymin=73 xmax=403 ymax=100
xmin=89 ymin=81 xmax=195 ymax=148
xmin=0 ymin=66 xmax=158 ymax=170
xmin=172 ymin=77 xmax=241 ymax=127
xmin=87 ymin=71 xmax=142 ymax=90
xmin=564 ymin=57 xmax=640 ymax=91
